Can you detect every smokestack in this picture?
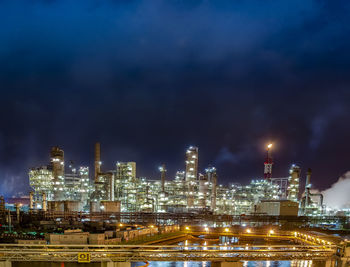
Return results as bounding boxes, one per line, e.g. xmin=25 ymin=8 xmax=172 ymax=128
xmin=15 ymin=204 xmax=20 ymax=222
xmin=42 ymin=193 xmax=47 ymax=211
xmin=305 ymin=168 xmax=312 ymax=208
xmin=306 ymin=168 xmax=312 ymax=189
xmin=29 ymin=191 xmax=34 ymax=210
xmin=160 ymin=164 xmax=166 ymax=192
xmin=95 ymin=142 xmax=101 ymax=182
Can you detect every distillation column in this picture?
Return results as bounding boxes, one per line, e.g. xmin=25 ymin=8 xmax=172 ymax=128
xmin=287 ymin=165 xmax=300 ymax=202
xmin=51 ymin=146 xmax=65 ymax=201
xmin=206 ymin=166 xmax=217 ymax=212
xmin=185 ymin=146 xmax=198 ymax=209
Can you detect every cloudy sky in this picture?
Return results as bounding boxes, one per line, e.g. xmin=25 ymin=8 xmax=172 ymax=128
xmin=1 ymin=0 xmax=350 ymax=196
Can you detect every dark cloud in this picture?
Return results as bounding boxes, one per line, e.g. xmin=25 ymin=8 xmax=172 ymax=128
xmin=1 ymin=0 xmax=350 ymax=196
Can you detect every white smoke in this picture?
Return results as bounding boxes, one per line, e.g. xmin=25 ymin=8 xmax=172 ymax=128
xmin=322 ymin=171 xmax=350 ymax=210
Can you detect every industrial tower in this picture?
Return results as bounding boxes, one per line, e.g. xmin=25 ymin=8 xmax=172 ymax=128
xmin=185 ymin=146 xmax=198 ymax=208
xmin=264 ymin=143 xmax=273 ymax=181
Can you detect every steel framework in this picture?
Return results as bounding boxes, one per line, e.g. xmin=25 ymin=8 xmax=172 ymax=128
xmin=0 ymin=244 xmax=336 ymax=262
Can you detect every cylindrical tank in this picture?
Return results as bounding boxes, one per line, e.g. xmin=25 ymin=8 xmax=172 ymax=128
xmin=64 ymin=201 xmax=81 ymax=212
xmin=101 ymin=201 xmax=121 ymax=213
xmin=90 ymin=201 xmax=100 ymax=213
xmin=48 ymin=201 xmax=64 ymax=212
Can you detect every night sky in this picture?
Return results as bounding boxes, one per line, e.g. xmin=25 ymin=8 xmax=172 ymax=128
xmin=1 ymin=0 xmax=350 ymax=197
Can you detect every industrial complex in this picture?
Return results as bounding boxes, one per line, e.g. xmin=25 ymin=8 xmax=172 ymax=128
xmin=26 ymin=143 xmax=335 ymax=218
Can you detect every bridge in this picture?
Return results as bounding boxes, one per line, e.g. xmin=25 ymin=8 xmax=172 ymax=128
xmin=0 ymin=243 xmax=337 ymax=263
xmin=0 ymin=230 xmax=347 ymax=266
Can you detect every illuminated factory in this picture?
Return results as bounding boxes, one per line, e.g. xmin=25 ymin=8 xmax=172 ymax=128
xmin=28 ymin=143 xmax=325 ymax=216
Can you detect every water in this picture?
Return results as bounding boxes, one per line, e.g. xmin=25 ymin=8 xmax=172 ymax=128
xmin=131 ymin=261 xmax=321 ymax=267
xmin=11 ymin=261 xmax=328 ymax=267
xmin=128 ymin=236 xmax=327 ymax=267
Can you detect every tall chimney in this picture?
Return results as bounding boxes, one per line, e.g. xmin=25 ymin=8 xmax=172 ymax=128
xmin=29 ymin=191 xmax=34 ymax=210
xmin=15 ymin=204 xmax=20 ymax=222
xmin=305 ymin=168 xmax=312 ymax=208
xmin=95 ymin=142 xmax=101 ymax=182
xmin=160 ymin=164 xmax=166 ymax=192
xmin=42 ymin=193 xmax=47 ymax=211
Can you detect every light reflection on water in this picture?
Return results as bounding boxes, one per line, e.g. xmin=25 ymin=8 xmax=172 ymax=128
xmin=131 ymin=261 xmax=316 ymax=267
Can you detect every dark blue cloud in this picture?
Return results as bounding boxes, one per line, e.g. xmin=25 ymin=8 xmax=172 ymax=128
xmin=1 ymin=0 xmax=350 ymax=196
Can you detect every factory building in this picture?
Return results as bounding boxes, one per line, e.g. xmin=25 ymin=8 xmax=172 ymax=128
xmin=28 ymin=143 xmax=324 ymax=216
xmin=256 ymin=200 xmax=299 ymax=216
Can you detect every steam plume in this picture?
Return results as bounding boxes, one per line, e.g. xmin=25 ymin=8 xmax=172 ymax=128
xmin=322 ymin=171 xmax=350 ymax=210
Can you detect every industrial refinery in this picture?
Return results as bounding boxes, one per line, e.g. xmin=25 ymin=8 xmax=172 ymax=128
xmin=26 ymin=143 xmax=337 ymax=218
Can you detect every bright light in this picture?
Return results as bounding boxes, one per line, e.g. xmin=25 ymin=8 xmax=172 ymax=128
xmin=204 ymin=227 xmax=209 ymax=232
xmin=224 ymin=228 xmax=229 ymax=232
xmin=267 ymin=143 xmax=273 ymax=149
xmin=185 ymin=226 xmax=190 ymax=230
xmin=119 ymin=223 xmax=123 ymax=227
xmin=150 ymin=225 xmax=154 ymax=228
xmin=246 ymin=228 xmax=251 ymax=233
xmin=269 ymin=229 xmax=274 ymax=235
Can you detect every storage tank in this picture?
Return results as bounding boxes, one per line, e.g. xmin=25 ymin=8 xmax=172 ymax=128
xmin=64 ymin=201 xmax=82 ymax=212
xmin=100 ymin=201 xmax=121 ymax=213
xmin=90 ymin=201 xmax=100 ymax=213
xmin=48 ymin=201 xmax=64 ymax=212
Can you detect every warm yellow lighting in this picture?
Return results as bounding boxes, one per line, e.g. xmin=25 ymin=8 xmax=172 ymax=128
xmin=269 ymin=229 xmax=274 ymax=235
xmin=150 ymin=225 xmax=154 ymax=228
xmin=119 ymin=223 xmax=123 ymax=227
xmin=267 ymin=143 xmax=272 ymax=149
xmin=246 ymin=228 xmax=251 ymax=234
xmin=224 ymin=228 xmax=229 ymax=232
xmin=205 ymin=227 xmax=209 ymax=232
xmin=185 ymin=226 xmax=190 ymax=230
